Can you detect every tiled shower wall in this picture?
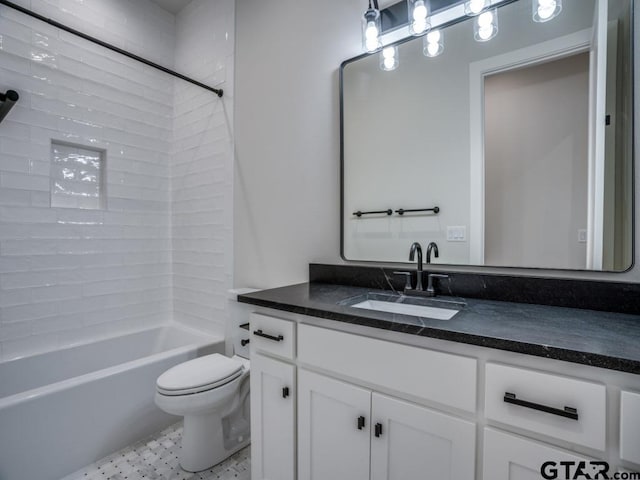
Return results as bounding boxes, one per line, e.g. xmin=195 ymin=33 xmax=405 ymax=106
xmin=0 ymin=1 xmax=181 ymax=360
xmin=171 ymin=0 xmax=235 ymax=334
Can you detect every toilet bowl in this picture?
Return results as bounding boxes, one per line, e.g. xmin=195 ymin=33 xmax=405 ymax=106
xmin=155 ymin=353 xmax=250 ymax=472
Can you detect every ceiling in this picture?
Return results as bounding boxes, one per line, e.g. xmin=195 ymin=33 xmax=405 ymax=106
xmin=149 ymin=0 xmax=192 ymax=14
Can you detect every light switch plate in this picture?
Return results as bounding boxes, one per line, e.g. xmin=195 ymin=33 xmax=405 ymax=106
xmin=447 ymin=226 xmax=466 ymax=242
xmin=578 ymin=229 xmax=587 ymax=243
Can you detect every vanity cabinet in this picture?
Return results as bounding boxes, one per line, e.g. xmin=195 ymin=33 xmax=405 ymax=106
xmin=248 ymin=308 xmax=640 ymax=479
xmin=620 ymin=390 xmax=640 ymax=464
xmin=297 ymin=368 xmax=476 ymax=480
xmin=483 ymin=428 xmax=592 ymax=480
xmin=249 ymin=314 xmax=296 ymax=480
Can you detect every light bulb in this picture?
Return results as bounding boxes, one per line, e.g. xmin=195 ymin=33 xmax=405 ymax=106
xmin=382 ymin=47 xmax=396 ymax=59
xmin=426 ymin=42 xmax=440 ymax=56
xmin=533 ymin=0 xmax=561 ymax=22
xmin=478 ymin=11 xmax=494 ymax=27
xmin=412 ymin=0 xmax=428 ymax=21
xmin=467 ymin=0 xmax=486 ymax=14
xmin=412 ymin=19 xmax=428 ymax=34
xmin=383 ymin=56 xmax=396 ymax=70
xmin=426 ymin=30 xmax=441 ymax=43
xmin=478 ymin=25 xmax=494 ymax=40
xmin=366 ymin=38 xmax=379 ymax=52
xmin=365 ymin=21 xmax=379 ymax=40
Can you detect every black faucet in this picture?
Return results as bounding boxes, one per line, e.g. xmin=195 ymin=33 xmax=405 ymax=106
xmin=426 ymin=242 xmax=439 ymax=264
xmin=409 ymin=242 xmax=423 ymax=291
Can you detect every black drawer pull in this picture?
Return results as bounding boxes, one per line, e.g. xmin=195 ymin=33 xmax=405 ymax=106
xmin=357 ymin=416 xmax=366 ymax=430
xmin=253 ymin=330 xmax=284 ymax=342
xmin=241 ymin=339 xmax=250 ymax=346
xmin=504 ymin=392 xmax=579 ymax=420
xmin=282 ymin=387 xmax=290 ymax=399
xmin=374 ymin=423 xmax=383 ymax=438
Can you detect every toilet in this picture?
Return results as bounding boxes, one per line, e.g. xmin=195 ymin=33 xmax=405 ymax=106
xmin=154 ymin=290 xmax=254 ymax=472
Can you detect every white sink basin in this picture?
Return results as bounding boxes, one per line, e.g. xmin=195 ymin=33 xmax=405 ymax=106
xmin=350 ymin=299 xmax=459 ymax=320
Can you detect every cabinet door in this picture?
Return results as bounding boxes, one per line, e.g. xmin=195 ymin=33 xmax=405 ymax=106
xmin=250 ymin=353 xmax=295 ymax=480
xmin=298 ymin=369 xmax=371 ymax=480
xmin=483 ymin=428 xmax=592 ymax=480
xmin=371 ymin=393 xmax=476 ymax=480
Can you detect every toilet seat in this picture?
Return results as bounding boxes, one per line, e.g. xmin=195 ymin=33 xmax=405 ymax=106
xmin=157 ymin=354 xmax=244 ymax=396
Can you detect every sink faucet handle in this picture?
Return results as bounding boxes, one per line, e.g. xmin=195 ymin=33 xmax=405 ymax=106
xmin=426 ymin=273 xmax=449 ymax=296
xmin=393 ymin=271 xmax=413 ymax=291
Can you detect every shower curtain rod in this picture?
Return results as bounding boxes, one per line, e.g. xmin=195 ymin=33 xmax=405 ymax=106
xmin=0 ymin=0 xmax=224 ymax=97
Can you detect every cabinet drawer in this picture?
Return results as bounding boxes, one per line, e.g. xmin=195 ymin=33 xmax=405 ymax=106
xmin=250 ymin=313 xmax=296 ymax=360
xmin=620 ymin=390 xmax=640 ymax=464
xmin=298 ymin=324 xmax=477 ymax=413
xmin=485 ymin=363 xmax=606 ymax=451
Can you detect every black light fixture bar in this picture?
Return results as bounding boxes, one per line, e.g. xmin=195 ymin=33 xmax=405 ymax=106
xmin=0 ymin=0 xmax=223 ymax=97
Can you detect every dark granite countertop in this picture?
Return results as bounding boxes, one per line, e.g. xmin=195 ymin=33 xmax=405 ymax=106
xmin=238 ymin=282 xmax=640 ymax=374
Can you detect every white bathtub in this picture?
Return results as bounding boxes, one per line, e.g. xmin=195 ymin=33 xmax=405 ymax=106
xmin=0 ymin=325 xmax=224 ymax=480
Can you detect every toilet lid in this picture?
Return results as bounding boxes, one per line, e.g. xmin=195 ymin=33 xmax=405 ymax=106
xmin=156 ymin=354 xmax=244 ymax=395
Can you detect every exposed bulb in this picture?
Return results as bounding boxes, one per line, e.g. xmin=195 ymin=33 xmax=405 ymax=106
xmin=533 ymin=0 xmax=561 ymax=22
xmin=537 ymin=0 xmax=557 ymax=19
xmin=380 ymin=46 xmax=398 ymax=71
xmin=426 ymin=42 xmax=440 ymax=56
xmin=412 ymin=18 xmax=429 ymax=34
xmin=467 ymin=0 xmax=486 ymax=14
xmin=478 ymin=11 xmax=494 ymax=27
xmin=365 ymin=21 xmax=379 ymax=40
xmin=478 ymin=24 xmax=494 ymax=40
xmin=382 ymin=46 xmax=396 ymax=58
xmin=412 ymin=0 xmax=428 ymax=21
xmin=426 ymin=30 xmax=441 ymax=43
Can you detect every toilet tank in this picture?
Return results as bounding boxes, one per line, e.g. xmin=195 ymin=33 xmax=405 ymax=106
xmin=226 ymin=288 xmax=259 ymax=358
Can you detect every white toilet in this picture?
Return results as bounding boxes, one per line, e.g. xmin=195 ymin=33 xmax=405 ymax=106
xmin=155 ymin=290 xmax=254 ymax=472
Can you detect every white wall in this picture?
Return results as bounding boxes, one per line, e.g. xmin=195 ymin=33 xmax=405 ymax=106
xmin=171 ymin=0 xmax=235 ymax=334
xmin=0 ymin=0 xmax=175 ymax=359
xmin=235 ymin=0 xmax=640 ymax=285
xmin=234 ymin=0 xmax=361 ymax=288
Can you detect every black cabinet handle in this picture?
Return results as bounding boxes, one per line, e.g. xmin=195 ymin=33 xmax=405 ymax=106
xmin=253 ymin=330 xmax=284 ymax=342
xmin=282 ymin=387 xmax=290 ymax=399
xmin=357 ymin=416 xmax=366 ymax=430
xmin=374 ymin=423 xmax=383 ymax=438
xmin=504 ymin=392 xmax=579 ymax=420
xmin=241 ymin=339 xmax=250 ymax=346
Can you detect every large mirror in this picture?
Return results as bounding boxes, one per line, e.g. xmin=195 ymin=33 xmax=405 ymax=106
xmin=341 ymin=0 xmax=634 ymax=271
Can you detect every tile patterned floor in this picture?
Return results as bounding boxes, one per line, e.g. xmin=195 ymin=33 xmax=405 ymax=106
xmin=61 ymin=423 xmax=251 ymax=480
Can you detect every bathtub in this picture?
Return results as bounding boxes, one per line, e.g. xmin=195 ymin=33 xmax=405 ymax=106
xmin=0 ymin=325 xmax=224 ymax=480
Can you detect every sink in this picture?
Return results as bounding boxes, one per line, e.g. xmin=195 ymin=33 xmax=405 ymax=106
xmin=340 ymin=293 xmax=464 ymax=321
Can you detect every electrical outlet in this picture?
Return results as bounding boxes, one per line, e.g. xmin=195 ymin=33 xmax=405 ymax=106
xmin=447 ymin=226 xmax=466 ymax=242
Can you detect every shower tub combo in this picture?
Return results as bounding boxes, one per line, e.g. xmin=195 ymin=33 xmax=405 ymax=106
xmin=0 ymin=325 xmax=223 ymax=480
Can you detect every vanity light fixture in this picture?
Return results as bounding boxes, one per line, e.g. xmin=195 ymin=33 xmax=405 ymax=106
xmin=533 ymin=0 xmax=562 ymax=22
xmin=423 ymin=30 xmax=444 ymax=57
xmin=407 ymin=0 xmax=430 ymax=36
xmin=474 ymin=8 xmax=498 ymax=42
xmin=464 ymin=0 xmax=490 ymax=16
xmin=362 ymin=0 xmax=382 ymax=52
xmin=380 ymin=46 xmax=399 ymax=71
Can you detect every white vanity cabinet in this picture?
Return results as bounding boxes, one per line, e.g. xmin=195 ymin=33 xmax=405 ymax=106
xmin=297 ymin=368 xmax=476 ymax=480
xmin=248 ymin=307 xmax=640 ymax=479
xmin=620 ymin=390 xmax=640 ymax=465
xmin=249 ymin=314 xmax=296 ymax=480
xmin=483 ymin=428 xmax=593 ymax=480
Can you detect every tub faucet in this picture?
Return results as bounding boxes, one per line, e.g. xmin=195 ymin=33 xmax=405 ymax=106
xmin=426 ymin=242 xmax=439 ymax=264
xmin=409 ymin=242 xmax=423 ymax=291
